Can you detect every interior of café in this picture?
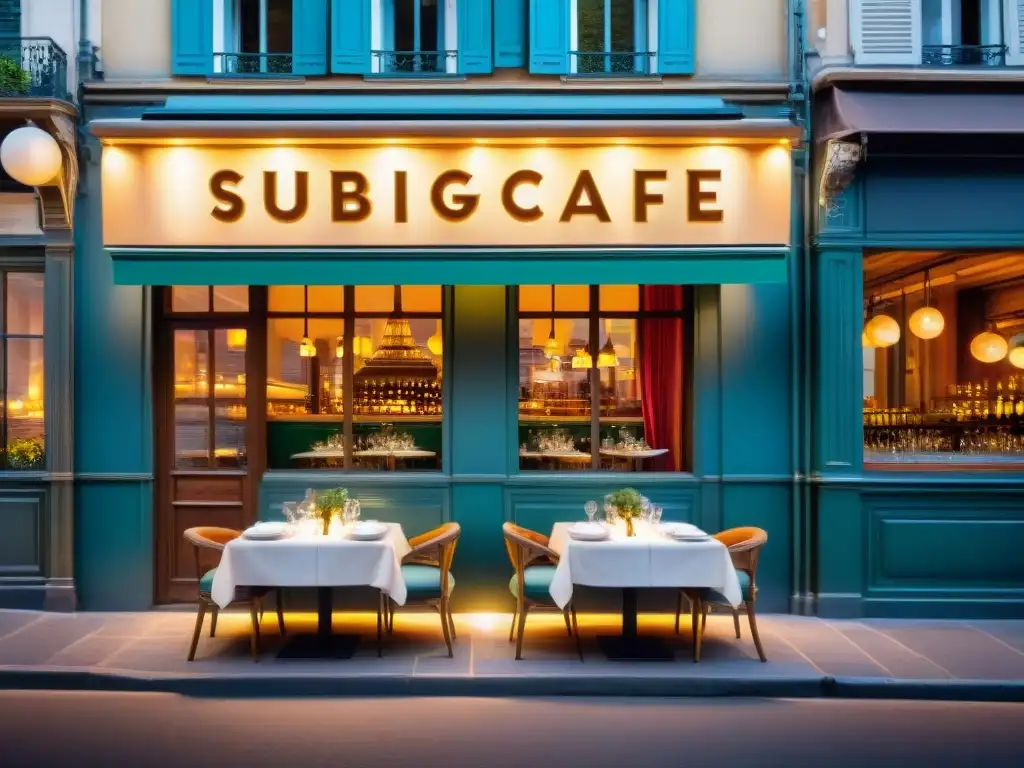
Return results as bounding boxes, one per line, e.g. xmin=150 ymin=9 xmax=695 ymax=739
xmin=862 ymin=249 xmax=1024 ymax=464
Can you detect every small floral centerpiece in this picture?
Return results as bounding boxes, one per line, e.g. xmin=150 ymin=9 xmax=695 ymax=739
xmin=607 ymin=487 xmax=643 ymax=537
xmin=314 ymin=487 xmax=348 ymax=535
xmin=7 ymin=437 xmax=44 ymax=470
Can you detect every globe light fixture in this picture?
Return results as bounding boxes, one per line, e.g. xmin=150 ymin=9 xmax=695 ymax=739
xmin=226 ymin=329 xmax=247 ymax=350
xmin=908 ymin=306 xmax=944 ymax=340
xmin=1009 ymin=347 xmax=1024 ymax=370
xmin=862 ymin=330 xmax=875 ymax=348
xmin=427 ymin=331 xmax=443 ymax=356
xmin=864 ymin=314 xmax=900 ymax=348
xmin=969 ymin=330 xmax=1008 ymax=364
xmin=0 ymin=124 xmax=62 ymax=187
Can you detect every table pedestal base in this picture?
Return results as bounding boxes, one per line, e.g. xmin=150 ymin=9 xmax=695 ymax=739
xmin=277 ymin=634 xmax=361 ymax=660
xmin=596 ymin=635 xmax=675 ymax=661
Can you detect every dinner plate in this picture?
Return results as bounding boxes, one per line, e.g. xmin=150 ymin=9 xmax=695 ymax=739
xmin=568 ymin=522 xmax=609 ymax=541
xmin=349 ymin=521 xmax=388 ymax=541
xmin=243 ymin=522 xmax=291 ymax=540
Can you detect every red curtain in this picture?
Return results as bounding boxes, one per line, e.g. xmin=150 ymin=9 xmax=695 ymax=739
xmin=639 ymin=286 xmax=684 ymax=471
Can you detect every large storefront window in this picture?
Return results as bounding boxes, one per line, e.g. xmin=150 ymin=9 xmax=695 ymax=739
xmin=863 ymin=250 xmax=1024 ymax=465
xmin=518 ymin=285 xmax=689 ymax=472
xmin=268 ymin=285 xmax=443 ymax=471
xmin=1 ymin=272 xmax=44 ymax=470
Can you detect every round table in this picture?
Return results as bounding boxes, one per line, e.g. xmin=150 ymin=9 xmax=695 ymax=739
xmin=291 ymin=449 xmax=436 ymax=470
xmin=599 ymin=448 xmax=669 ymax=471
xmin=519 ymin=451 xmax=593 ymax=470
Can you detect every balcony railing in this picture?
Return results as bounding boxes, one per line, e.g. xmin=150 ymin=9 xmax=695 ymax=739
xmin=213 ymin=52 xmax=296 ymax=77
xmin=569 ymin=51 xmax=655 ymax=76
xmin=371 ymin=50 xmax=458 ymax=77
xmin=0 ymin=37 xmax=69 ymax=100
xmin=921 ymin=44 xmax=1006 ymax=67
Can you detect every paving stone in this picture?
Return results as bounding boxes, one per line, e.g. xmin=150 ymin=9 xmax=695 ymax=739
xmin=871 ymin=624 xmax=1024 ymax=681
xmin=764 ymin=617 xmax=889 ymax=678
xmin=829 ymin=622 xmax=953 ymax=680
xmin=46 ymin=636 xmax=135 ymax=668
xmin=0 ymin=614 xmax=105 ymax=666
xmin=0 ymin=611 xmax=43 ymax=641
xmin=968 ymin=621 xmax=1024 ymax=655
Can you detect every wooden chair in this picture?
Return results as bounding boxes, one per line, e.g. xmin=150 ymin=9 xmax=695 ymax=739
xmin=502 ymin=522 xmax=582 ymax=662
xmin=183 ymin=526 xmax=285 ymax=661
xmin=386 ymin=522 xmax=461 ymax=658
xmin=675 ymin=526 xmax=768 ymax=662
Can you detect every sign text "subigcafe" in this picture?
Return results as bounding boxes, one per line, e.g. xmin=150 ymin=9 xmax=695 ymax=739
xmin=209 ymin=167 xmax=725 ymax=225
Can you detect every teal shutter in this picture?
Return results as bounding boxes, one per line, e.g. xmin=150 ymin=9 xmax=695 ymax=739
xmin=529 ymin=0 xmax=569 ymax=74
xmin=494 ymin=0 xmax=526 ymax=68
xmin=292 ymin=0 xmax=328 ymax=74
xmin=458 ymin=0 xmax=493 ymax=73
xmin=331 ymin=0 xmax=371 ymax=74
xmin=658 ymin=0 xmax=695 ymax=74
xmin=171 ymin=0 xmax=213 ymax=75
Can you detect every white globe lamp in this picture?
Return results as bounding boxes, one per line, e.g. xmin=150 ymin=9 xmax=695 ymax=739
xmin=1009 ymin=347 xmax=1024 ymax=370
xmin=0 ymin=125 xmax=62 ymax=187
xmin=908 ymin=306 xmax=945 ymax=340
xmin=969 ymin=331 xmax=1008 ymax=364
xmin=864 ymin=314 xmax=900 ymax=348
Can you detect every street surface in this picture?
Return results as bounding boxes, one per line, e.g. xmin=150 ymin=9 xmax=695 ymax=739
xmin=0 ymin=693 xmax=1021 ymax=767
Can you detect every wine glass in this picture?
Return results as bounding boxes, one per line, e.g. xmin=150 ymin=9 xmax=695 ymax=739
xmin=584 ymin=500 xmax=597 ymax=523
xmin=351 ymin=499 xmax=362 ymax=524
xmin=641 ymin=496 xmax=651 ymax=520
xmin=650 ymin=505 xmax=663 ymax=526
xmin=282 ymin=501 xmax=298 ymax=524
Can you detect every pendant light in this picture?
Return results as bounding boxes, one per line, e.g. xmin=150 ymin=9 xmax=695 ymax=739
xmin=226 ymin=328 xmax=247 ymax=350
xmin=571 ymin=346 xmax=593 ymax=369
xmin=1010 ymin=332 xmax=1024 ymax=370
xmin=970 ymin=326 xmax=1008 ymax=364
xmin=597 ymin=338 xmax=619 ymax=368
xmin=863 ymin=294 xmax=900 ymax=349
xmin=543 ymin=285 xmax=560 ymax=358
xmin=299 ymin=286 xmax=315 ymax=357
xmin=908 ymin=270 xmax=945 ymax=340
xmin=335 ymin=336 xmax=344 ymax=359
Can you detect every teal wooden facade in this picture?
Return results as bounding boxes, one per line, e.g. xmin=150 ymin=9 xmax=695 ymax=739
xmin=812 ymin=136 xmax=1024 ymax=620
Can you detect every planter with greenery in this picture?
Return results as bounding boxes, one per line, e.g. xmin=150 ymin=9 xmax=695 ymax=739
xmin=607 ymin=487 xmax=643 ymax=537
xmin=0 ymin=55 xmax=30 ymax=96
xmin=7 ymin=437 xmax=45 ymax=470
xmin=314 ymin=487 xmax=348 ymax=535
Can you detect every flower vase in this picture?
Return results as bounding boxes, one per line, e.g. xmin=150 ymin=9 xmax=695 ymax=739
xmin=625 ymin=517 xmax=635 ymax=537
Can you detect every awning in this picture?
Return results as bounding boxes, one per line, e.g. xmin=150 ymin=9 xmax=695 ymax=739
xmin=108 ymin=247 xmax=790 ymax=286
xmin=815 ymin=86 xmax=1024 ymax=143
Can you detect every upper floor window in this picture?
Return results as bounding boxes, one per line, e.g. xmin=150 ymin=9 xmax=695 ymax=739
xmin=374 ymin=0 xmax=456 ymax=74
xmin=215 ymin=0 xmax=295 ymax=74
xmin=574 ymin=0 xmax=648 ymax=74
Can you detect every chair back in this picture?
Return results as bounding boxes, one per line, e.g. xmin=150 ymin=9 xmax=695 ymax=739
xmin=502 ymin=522 xmax=559 ymax=600
xmin=183 ymin=526 xmax=241 ymax=595
xmin=713 ymin=526 xmax=767 ymax=586
xmin=404 ymin=522 xmax=461 ymax=598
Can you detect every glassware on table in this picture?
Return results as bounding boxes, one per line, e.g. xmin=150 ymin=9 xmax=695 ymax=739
xmin=641 ymin=496 xmax=651 ymax=520
xmin=282 ymin=501 xmax=299 ymax=524
xmin=650 ymin=505 xmax=663 ymax=526
xmin=584 ymin=500 xmax=598 ymax=523
xmin=342 ymin=499 xmax=354 ymax=525
xmin=605 ymin=504 xmax=619 ymax=525
xmin=351 ymin=499 xmax=361 ymax=523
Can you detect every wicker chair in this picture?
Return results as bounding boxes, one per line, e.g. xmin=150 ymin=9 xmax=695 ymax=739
xmin=386 ymin=522 xmax=461 ymax=658
xmin=183 ymin=527 xmax=285 ymax=661
xmin=675 ymin=526 xmax=768 ymax=662
xmin=502 ymin=522 xmax=582 ymax=661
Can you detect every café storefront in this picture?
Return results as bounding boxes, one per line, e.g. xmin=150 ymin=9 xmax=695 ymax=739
xmin=78 ymin=95 xmax=801 ymax=611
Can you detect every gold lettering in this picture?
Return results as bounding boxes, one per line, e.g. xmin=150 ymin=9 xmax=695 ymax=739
xmin=501 ymin=170 xmax=543 ymax=222
xmin=431 ymin=170 xmax=479 ymax=222
xmin=394 ymin=170 xmax=408 ymax=224
xmin=633 ymin=170 xmax=666 ymax=223
xmin=687 ymin=169 xmax=723 ymax=222
xmin=263 ymin=171 xmax=309 ymax=223
xmin=559 ymin=170 xmax=610 ymax=223
xmin=210 ymin=170 xmax=244 ymax=222
xmin=331 ymin=171 xmax=371 ymax=222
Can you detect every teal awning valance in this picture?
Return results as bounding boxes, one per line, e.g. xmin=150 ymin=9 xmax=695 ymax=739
xmin=108 ymin=247 xmax=789 ymax=286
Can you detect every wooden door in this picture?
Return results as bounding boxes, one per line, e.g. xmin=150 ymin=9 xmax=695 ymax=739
xmin=155 ymin=324 xmax=256 ymax=603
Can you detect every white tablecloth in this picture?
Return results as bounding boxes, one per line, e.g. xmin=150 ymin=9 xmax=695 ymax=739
xmin=548 ymin=521 xmax=742 ymax=610
xmin=210 ymin=523 xmax=412 ymax=609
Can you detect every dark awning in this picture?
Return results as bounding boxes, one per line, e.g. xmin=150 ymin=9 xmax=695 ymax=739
xmin=815 ymin=86 xmax=1024 ymax=143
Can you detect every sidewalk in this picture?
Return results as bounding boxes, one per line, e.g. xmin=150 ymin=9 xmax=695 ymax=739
xmin=1 ymin=608 xmax=1023 ymax=701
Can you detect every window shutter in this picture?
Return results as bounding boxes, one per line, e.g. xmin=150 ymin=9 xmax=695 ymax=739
xmin=171 ymin=0 xmax=213 ymax=75
xmin=458 ymin=0 xmax=493 ymax=73
xmin=293 ymin=0 xmax=328 ymax=74
xmin=658 ymin=0 xmax=695 ymax=75
xmin=494 ymin=0 xmax=526 ymax=68
xmin=1005 ymin=0 xmax=1024 ymax=66
xmin=331 ymin=0 xmax=371 ymax=74
xmin=528 ymin=0 xmax=569 ymax=74
xmin=851 ymin=0 xmax=921 ymax=65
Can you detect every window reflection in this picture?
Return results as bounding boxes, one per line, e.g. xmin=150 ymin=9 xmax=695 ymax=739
xmin=3 ymin=273 xmax=45 ymax=470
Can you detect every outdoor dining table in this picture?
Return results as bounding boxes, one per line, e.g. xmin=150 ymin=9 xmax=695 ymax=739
xmin=548 ymin=520 xmax=742 ymax=660
xmin=210 ymin=521 xmax=411 ymax=658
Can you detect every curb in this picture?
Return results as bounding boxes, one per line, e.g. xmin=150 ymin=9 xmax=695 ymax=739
xmin=2 ymin=669 xmax=1023 ymax=702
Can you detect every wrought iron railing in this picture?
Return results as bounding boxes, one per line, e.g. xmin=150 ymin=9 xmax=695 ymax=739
xmin=371 ymin=50 xmax=458 ymax=76
xmin=213 ymin=52 xmax=296 ymax=77
xmin=921 ymin=44 xmax=1006 ymax=67
xmin=569 ymin=51 xmax=655 ymax=76
xmin=0 ymin=37 xmax=69 ymax=99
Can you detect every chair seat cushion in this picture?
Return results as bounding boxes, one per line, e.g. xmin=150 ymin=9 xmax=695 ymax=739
xmin=508 ymin=565 xmax=558 ymax=602
xmin=704 ymin=569 xmax=751 ymax=605
xmin=401 ymin=564 xmax=455 ymax=599
xmin=199 ymin=567 xmax=217 ymax=595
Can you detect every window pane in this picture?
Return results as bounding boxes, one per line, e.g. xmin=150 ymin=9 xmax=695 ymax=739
xmin=173 ymin=330 xmax=210 ymax=468
xmin=239 ymin=0 xmax=261 ymax=53
xmin=356 ymin=286 xmax=396 ymax=313
xmin=353 ymin=315 xmax=442 ymax=471
xmin=6 ymin=273 xmax=44 ymax=336
xmin=600 ymin=284 xmax=638 ymax=312
xmin=171 ymin=286 xmax=209 ymax=313
xmin=213 ymin=329 xmax=247 ymax=468
xmin=610 ymin=0 xmax=635 ymax=53
xmin=5 ymin=338 xmax=44 ymax=469
xmin=863 ymin=250 xmax=1024 ymax=465
xmin=402 ymin=285 xmax=443 ymax=313
xmin=213 ymin=286 xmax=249 ymax=312
xmin=578 ymin=0 xmax=604 ymax=54
xmin=269 ymin=286 xmax=344 ymax=313
xmin=519 ymin=285 xmax=590 ymax=313
xmin=518 ymin=317 xmax=593 ymax=471
xmin=267 ymin=0 xmax=293 ymax=54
